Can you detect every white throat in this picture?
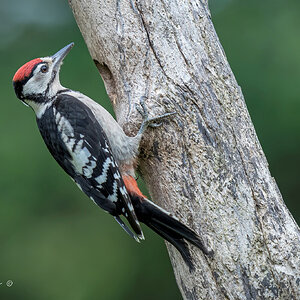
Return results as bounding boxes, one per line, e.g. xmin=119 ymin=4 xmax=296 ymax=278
xmin=25 ymin=100 xmax=53 ymax=119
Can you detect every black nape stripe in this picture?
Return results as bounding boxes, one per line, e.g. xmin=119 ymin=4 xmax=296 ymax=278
xmin=57 ymin=89 xmax=71 ymax=95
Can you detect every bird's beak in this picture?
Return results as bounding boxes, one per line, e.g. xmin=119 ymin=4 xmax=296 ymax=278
xmin=51 ymin=42 xmax=74 ymax=71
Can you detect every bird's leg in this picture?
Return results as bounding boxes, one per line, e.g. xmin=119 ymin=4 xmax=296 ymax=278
xmin=136 ymin=96 xmax=176 ymax=135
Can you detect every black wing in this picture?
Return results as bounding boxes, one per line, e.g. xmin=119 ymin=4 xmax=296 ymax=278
xmin=37 ymin=93 xmax=143 ymax=238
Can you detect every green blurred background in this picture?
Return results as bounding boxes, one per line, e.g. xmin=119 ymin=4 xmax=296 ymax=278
xmin=1 ymin=0 xmax=299 ymax=299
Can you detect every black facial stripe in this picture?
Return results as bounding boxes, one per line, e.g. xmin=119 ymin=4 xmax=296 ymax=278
xmin=27 ymin=93 xmax=48 ymax=103
xmin=44 ymin=69 xmax=57 ymax=96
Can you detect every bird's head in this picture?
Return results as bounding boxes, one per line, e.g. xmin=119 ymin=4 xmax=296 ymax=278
xmin=12 ymin=43 xmax=74 ymax=109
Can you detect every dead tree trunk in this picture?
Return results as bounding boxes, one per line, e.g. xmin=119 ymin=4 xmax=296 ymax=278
xmin=68 ymin=0 xmax=300 ymax=299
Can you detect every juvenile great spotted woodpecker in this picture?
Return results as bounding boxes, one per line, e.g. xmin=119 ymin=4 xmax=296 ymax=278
xmin=13 ymin=43 xmax=211 ymax=270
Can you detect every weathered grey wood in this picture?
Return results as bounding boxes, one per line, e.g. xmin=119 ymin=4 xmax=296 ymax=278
xmin=68 ymin=0 xmax=300 ymax=299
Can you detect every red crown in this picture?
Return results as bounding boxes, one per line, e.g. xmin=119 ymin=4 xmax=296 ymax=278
xmin=13 ymin=58 xmax=43 ymax=82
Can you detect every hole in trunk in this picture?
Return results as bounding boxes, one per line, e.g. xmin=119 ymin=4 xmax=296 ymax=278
xmin=93 ymin=60 xmax=117 ymax=105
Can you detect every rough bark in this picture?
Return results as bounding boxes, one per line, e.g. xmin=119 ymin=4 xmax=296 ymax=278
xmin=68 ymin=0 xmax=300 ymax=299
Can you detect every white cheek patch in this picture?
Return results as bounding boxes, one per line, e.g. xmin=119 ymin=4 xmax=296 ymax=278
xmin=48 ymin=75 xmax=63 ymax=97
xmin=23 ymin=64 xmax=64 ymax=100
xmin=23 ymin=70 xmax=50 ymax=97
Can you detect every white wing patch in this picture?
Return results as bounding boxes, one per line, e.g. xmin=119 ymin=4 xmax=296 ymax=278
xmin=107 ymin=180 xmax=118 ymax=202
xmin=95 ymin=157 xmax=116 ymax=189
xmin=56 ymin=113 xmax=74 ymax=139
xmin=72 ymin=142 xmax=97 ymax=178
xmin=94 ymin=158 xmax=124 ymax=203
xmin=114 ymin=171 xmax=121 ymax=180
xmin=54 ymin=108 xmax=123 ymax=204
xmin=95 ymin=157 xmax=112 ymax=188
xmin=119 ymin=186 xmax=127 ymax=196
xmin=54 ymin=111 xmax=97 ymax=177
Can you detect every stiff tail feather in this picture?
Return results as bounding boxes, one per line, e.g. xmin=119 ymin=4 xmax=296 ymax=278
xmin=132 ymin=195 xmax=213 ymax=271
xmin=122 ymin=174 xmax=213 ymax=271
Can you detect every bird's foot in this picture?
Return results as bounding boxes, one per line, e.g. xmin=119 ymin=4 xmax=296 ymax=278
xmin=136 ymin=96 xmax=176 ymax=135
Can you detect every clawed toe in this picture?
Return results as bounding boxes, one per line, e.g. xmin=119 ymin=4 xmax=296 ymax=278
xmin=136 ymin=97 xmax=176 ymax=134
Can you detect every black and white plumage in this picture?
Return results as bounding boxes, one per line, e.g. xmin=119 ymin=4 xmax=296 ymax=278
xmin=37 ymin=93 xmax=143 ymax=239
xmin=12 ymin=43 xmax=212 ymax=270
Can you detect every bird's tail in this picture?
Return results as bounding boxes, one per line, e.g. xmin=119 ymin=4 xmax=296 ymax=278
xmin=122 ymin=175 xmax=213 ymax=271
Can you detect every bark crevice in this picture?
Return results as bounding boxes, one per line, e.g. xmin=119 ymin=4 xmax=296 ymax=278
xmin=69 ymin=1 xmax=300 ymax=299
xmin=135 ymin=3 xmax=168 ymax=79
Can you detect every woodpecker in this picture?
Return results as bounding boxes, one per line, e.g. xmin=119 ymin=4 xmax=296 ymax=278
xmin=13 ymin=43 xmax=212 ymax=270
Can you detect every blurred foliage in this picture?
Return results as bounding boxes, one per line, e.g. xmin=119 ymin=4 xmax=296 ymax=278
xmin=0 ymin=0 xmax=299 ymax=299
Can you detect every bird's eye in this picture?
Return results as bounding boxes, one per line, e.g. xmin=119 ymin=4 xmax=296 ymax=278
xmin=40 ymin=65 xmax=48 ymax=73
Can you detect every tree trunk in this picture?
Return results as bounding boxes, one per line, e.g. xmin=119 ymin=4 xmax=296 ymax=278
xmin=68 ymin=0 xmax=300 ymax=299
